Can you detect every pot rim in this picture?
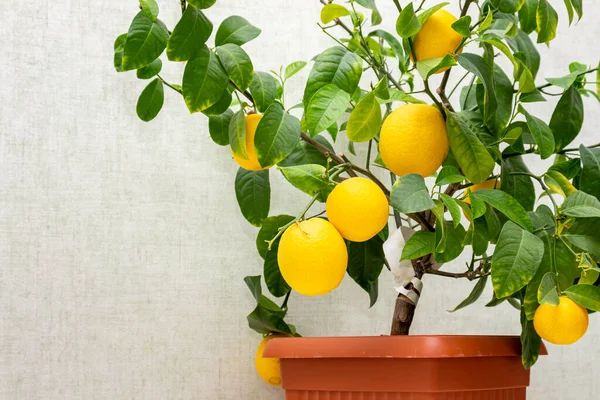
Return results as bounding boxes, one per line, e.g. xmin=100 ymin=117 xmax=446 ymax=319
xmin=263 ymin=335 xmax=548 ymax=359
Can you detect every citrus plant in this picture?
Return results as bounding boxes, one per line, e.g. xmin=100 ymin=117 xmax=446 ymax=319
xmin=114 ymin=0 xmax=600 ymax=376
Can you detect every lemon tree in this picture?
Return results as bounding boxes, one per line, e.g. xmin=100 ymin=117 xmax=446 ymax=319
xmin=114 ymin=0 xmax=599 ymax=371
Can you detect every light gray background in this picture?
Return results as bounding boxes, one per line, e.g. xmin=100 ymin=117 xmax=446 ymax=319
xmin=1 ymin=1 xmax=599 ymax=399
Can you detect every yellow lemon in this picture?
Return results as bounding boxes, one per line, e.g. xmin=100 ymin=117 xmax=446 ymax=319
xmin=413 ymin=9 xmax=463 ymax=73
xmin=255 ymin=336 xmax=282 ymax=386
xmin=534 ymin=296 xmax=589 ymax=345
xmin=379 ymin=104 xmax=448 ymax=177
xmin=326 ymin=177 xmax=389 ymax=242
xmin=278 ymin=218 xmax=348 ymax=296
xmin=231 ymin=114 xmax=271 ymax=171
xmin=463 ymin=178 xmax=500 ymax=205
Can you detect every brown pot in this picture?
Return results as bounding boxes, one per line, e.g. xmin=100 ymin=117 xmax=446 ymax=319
xmin=264 ymin=335 xmax=547 ymax=399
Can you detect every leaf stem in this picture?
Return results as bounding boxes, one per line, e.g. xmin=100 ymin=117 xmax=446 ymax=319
xmin=366 ymin=140 xmax=373 ymax=170
xmin=281 ymin=290 xmax=291 ymax=310
xmin=180 ymin=0 xmax=186 ymax=14
xmin=157 ymin=74 xmax=183 ymax=94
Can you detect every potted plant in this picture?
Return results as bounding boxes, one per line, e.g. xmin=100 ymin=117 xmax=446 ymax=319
xmin=113 ymin=0 xmax=599 ymax=397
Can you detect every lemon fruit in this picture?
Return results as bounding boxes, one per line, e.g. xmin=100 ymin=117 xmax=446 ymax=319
xmin=379 ymin=104 xmax=449 ymax=177
xmin=255 ymin=336 xmax=282 ymax=386
xmin=278 ymin=218 xmax=348 ymax=296
xmin=231 ymin=114 xmax=270 ymax=171
xmin=533 ymin=296 xmax=589 ymax=345
xmin=326 ymin=177 xmax=389 ymax=242
xmin=413 ymin=9 xmax=463 ymax=73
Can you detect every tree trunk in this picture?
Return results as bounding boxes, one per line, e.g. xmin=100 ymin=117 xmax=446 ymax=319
xmin=390 ymin=293 xmax=417 ymax=335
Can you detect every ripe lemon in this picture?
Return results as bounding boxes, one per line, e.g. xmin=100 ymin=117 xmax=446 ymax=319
xmin=463 ymin=178 xmax=500 ymax=205
xmin=413 ymin=9 xmax=463 ymax=73
xmin=379 ymin=104 xmax=448 ymax=177
xmin=255 ymin=336 xmax=282 ymax=386
xmin=278 ymin=218 xmax=348 ymax=296
xmin=533 ymin=296 xmax=589 ymax=345
xmin=326 ymin=177 xmax=389 ymax=242
xmin=231 ymin=114 xmax=270 ymax=171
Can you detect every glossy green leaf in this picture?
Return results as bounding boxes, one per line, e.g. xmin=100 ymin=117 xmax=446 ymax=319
xmin=284 ymin=61 xmax=307 ymax=80
xmin=549 ymin=157 xmax=581 ymax=179
xmin=188 ymin=0 xmax=217 ymax=9
xmin=500 ymin=157 xmax=535 ymax=211
xmin=234 ymin=168 xmax=270 ymax=226
xmin=279 ymin=164 xmax=333 ymax=201
xmin=136 ymin=78 xmax=164 ymax=122
xmin=537 ymin=272 xmax=560 ymax=305
xmin=346 ymin=92 xmax=382 ymax=142
xmin=113 ymin=33 xmax=127 ymax=72
xmin=400 ymin=231 xmax=436 ymax=261
xmin=544 ymin=170 xmax=576 ymax=198
xmin=320 ymin=4 xmax=351 ymax=24
xmin=216 ymin=44 xmax=254 ymax=91
xmin=229 ymin=109 xmax=248 ymax=159
xmin=440 ymin=193 xmax=462 ymax=228
xmin=518 ymin=105 xmax=555 ymax=159
xmin=202 ymin=88 xmax=232 ymax=117
xmin=249 ymin=71 xmax=278 ymax=113
xmin=416 ymin=55 xmax=456 ymax=79
xmin=579 ymin=146 xmax=600 ymax=200
xmin=264 ymin=242 xmax=291 ymax=298
xmin=536 ymin=0 xmax=558 ymax=45
xmin=472 ymin=189 xmax=533 ymax=231
xmin=140 ymin=0 xmax=159 ymax=21
xmin=208 ymin=108 xmax=233 ymax=146
xmin=435 ymin=221 xmax=466 ymax=263
xmin=167 ymin=6 xmax=213 ymax=62
xmin=305 ymin=84 xmax=351 ymax=136
xmin=278 ymin=135 xmax=333 ymax=168
xmin=520 ymin=310 xmax=541 ymax=369
xmin=435 ymin=166 xmax=465 ymax=186
xmin=244 ymin=275 xmax=262 ymax=301
xmin=122 ymin=12 xmax=169 ymax=71
xmin=449 ymin=275 xmax=488 ymax=312
xmin=396 ymin=3 xmax=421 ymax=38
xmin=445 ymin=112 xmax=495 ymax=185
xmin=564 ymin=218 xmax=600 ymax=260
xmin=215 ymin=16 xmax=261 ymax=46
xmin=347 ymin=236 xmax=385 ymax=308
xmin=565 ymin=284 xmax=600 ymax=311
xmin=247 ymin=295 xmax=295 ymax=336
xmin=378 ymin=89 xmax=425 ymax=104
xmin=182 ymin=45 xmax=229 ymax=113
xmin=254 ymin=103 xmax=301 ymax=167
xmin=490 ymin=0 xmax=525 ymax=13
xmin=549 ymin=86 xmax=584 ymax=151
xmin=546 ymin=71 xmax=580 ymax=89
xmin=506 ymin=31 xmax=540 ymax=78
xmin=368 ymin=29 xmax=406 ymax=64
xmin=256 ymin=215 xmax=295 ymax=259
xmin=491 ymin=221 xmax=544 ymax=298
xmin=303 ymin=46 xmax=362 ymax=107
xmin=391 ymin=174 xmax=436 ymax=214
xmin=417 ymin=3 xmax=449 ymax=25
xmin=136 ymin=58 xmax=162 ymax=79
xmin=452 ymin=15 xmax=472 ymax=36
xmin=519 ymin=0 xmax=538 ymax=33
xmin=457 ymin=53 xmax=497 ymax=124
xmin=355 ymin=0 xmax=377 ymax=9
xmin=562 ymin=191 xmax=600 ymax=218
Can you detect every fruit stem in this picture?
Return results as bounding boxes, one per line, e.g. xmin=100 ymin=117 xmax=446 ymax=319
xmin=266 ymin=193 xmax=321 ymax=251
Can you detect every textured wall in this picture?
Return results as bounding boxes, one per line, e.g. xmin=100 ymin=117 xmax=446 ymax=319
xmin=1 ymin=1 xmax=599 ymax=399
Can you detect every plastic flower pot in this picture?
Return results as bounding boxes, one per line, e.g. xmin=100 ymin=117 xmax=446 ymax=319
xmin=264 ymin=335 xmax=547 ymax=399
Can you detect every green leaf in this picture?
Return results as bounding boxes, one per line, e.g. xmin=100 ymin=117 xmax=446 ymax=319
xmin=254 ymin=103 xmax=301 ymax=167
xmin=182 ymin=45 xmax=229 ymax=113
xmin=228 ymin=109 xmax=248 ymax=159
xmin=216 ymin=44 xmax=254 ymax=91
xmin=478 ymin=10 xmax=494 ymax=32
xmin=549 ymin=86 xmax=584 ymax=151
xmin=215 ymin=16 xmax=261 ymax=46
xmin=488 ymin=65 xmax=514 ymax=134
xmin=491 ymin=221 xmax=544 ymax=298
xmin=472 ymin=217 xmax=490 ymax=255
xmin=249 ymin=71 xmax=278 ymax=113
xmin=113 ymin=33 xmax=127 ymax=72
xmin=457 ymin=53 xmax=497 ymax=124
xmin=440 ymin=193 xmax=462 ymax=228
xmin=506 ymin=31 xmax=540 ymax=78
xmin=368 ymin=30 xmax=406 ymax=65
xmin=279 ymin=164 xmax=333 ymax=201
xmin=562 ymin=191 xmax=600 ymax=218
xmin=284 ymin=61 xmax=307 ymax=80
xmin=346 ymin=92 xmax=382 ymax=142
xmin=452 ymin=15 xmax=472 ymax=36
xmin=122 ymin=12 xmax=169 ymax=71
xmin=140 ymin=0 xmax=159 ymax=22
xmin=378 ymin=89 xmax=425 ymax=104
xmin=136 ymin=78 xmax=164 ymax=122
xmin=435 ymin=166 xmax=465 ymax=186
xmin=264 ymin=242 xmax=291 ymax=297
xmin=278 ymin=135 xmax=334 ymax=168
xmin=400 ymin=231 xmax=436 ymax=261
xmin=472 ymin=189 xmax=534 ymax=231
xmin=435 ymin=221 xmax=466 ymax=263
xmin=518 ymin=105 xmax=555 ymax=159
xmin=416 ymin=55 xmax=456 ymax=79
xmin=570 ymin=0 xmax=583 ymax=20
xmin=520 ymin=89 xmax=546 ymax=103
xmin=519 ymin=0 xmax=538 ymax=33
xmin=537 ymin=272 xmax=560 ymax=305
xmin=234 ymin=168 xmax=270 ymax=227
xmin=247 ymin=295 xmax=294 ymax=336
xmin=467 ymin=188 xmax=487 ymax=219
xmin=136 ymin=58 xmax=162 ymax=79
xmin=417 ymin=2 xmax=449 ymax=25
xmin=520 ymin=310 xmax=541 ymax=369
xmin=564 ymin=218 xmax=600 ymax=260
xmin=544 ymin=170 xmax=576 ymax=198
xmin=305 ymin=84 xmax=351 ymax=136
xmin=244 ymin=275 xmax=262 ymax=301
xmin=536 ymin=0 xmax=558 ymax=45
xmin=371 ymin=9 xmax=382 ymax=26
xmin=303 ymin=46 xmax=362 ymax=107
xmin=320 ymin=4 xmax=351 ymax=24
xmin=355 ymin=0 xmax=377 ymax=9
xmin=565 ymin=284 xmax=600 ymax=311
xmin=347 ymin=236 xmax=385 ymax=308
xmin=208 ymin=108 xmax=233 ymax=146
xmin=391 ymin=174 xmax=436 ymax=214
xmin=449 ymin=275 xmax=488 ymax=312
xmin=167 ymin=6 xmax=213 ymax=62
xmin=490 ymin=0 xmax=525 ymax=13
xmin=187 ymin=0 xmax=217 ymax=9
xmin=501 ymin=157 xmax=535 ymax=212
xmin=445 ymin=112 xmax=495 ymax=185
xmin=202 ymin=88 xmax=232 ymax=117
xmin=580 ymin=146 xmax=600 ymax=200
xmin=396 ymin=2 xmax=421 ymax=38
xmin=549 ymin=157 xmax=581 ymax=179
xmin=545 ymin=71 xmax=580 ymax=90
xmin=256 ymin=215 xmax=295 ymax=259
